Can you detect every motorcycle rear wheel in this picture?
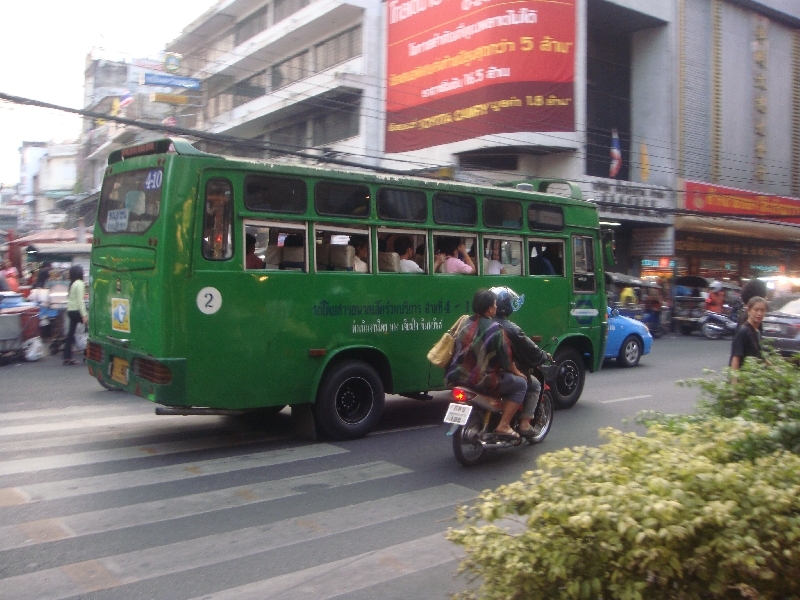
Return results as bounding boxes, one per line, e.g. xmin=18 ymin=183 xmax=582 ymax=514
xmin=701 ymin=321 xmax=724 ymax=340
xmin=453 ymin=410 xmax=486 ymax=466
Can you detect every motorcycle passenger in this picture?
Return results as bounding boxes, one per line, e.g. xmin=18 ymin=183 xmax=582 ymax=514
xmin=490 ymin=287 xmax=552 ymax=437
xmin=446 ymin=289 xmax=527 ymax=440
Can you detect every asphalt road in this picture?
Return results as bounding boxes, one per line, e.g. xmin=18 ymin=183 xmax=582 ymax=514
xmin=0 ymin=332 xmax=731 ymax=600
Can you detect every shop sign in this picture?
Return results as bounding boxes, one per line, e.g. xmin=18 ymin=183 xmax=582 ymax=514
xmin=631 ymin=227 xmax=674 ymax=256
xmin=385 ymin=0 xmax=575 ymax=153
xmin=641 ymin=258 xmax=675 ymax=268
xmin=150 ymin=93 xmax=188 ymax=104
xmin=685 ymin=180 xmax=800 ymax=224
xmin=581 ymin=176 xmax=674 ymax=224
xmin=141 ymin=73 xmax=201 ymax=90
xmin=676 ymin=234 xmax=784 ymax=259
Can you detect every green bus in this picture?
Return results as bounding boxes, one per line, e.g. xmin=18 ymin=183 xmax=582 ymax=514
xmin=86 ymin=138 xmax=610 ymax=439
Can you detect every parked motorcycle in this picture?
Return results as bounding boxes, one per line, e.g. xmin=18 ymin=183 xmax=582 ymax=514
xmin=443 ymin=363 xmax=555 ymax=466
xmin=698 ymin=309 xmax=739 ymax=340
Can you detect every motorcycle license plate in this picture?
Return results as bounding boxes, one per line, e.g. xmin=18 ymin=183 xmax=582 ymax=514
xmin=111 ymin=357 xmax=129 ymax=385
xmin=443 ymin=403 xmax=472 ymax=425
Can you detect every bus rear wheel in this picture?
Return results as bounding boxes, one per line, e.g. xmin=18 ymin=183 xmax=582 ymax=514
xmin=551 ymin=347 xmax=585 ymax=410
xmin=314 ymin=361 xmax=385 ymax=440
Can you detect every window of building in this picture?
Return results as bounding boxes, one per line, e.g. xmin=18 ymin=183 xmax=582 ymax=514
xmin=315 ymin=181 xmax=370 ymax=218
xmin=232 ymin=71 xmax=267 ymax=109
xmin=377 ymin=188 xmax=427 ymax=222
xmin=275 ymin=0 xmax=310 ymax=24
xmin=483 ymin=198 xmax=522 ymax=229
xmin=235 ymin=6 xmax=269 ymax=47
xmin=272 ymin=51 xmax=308 ymax=90
xmin=528 ymin=203 xmax=564 ymax=231
xmin=312 ymin=98 xmax=361 ymax=146
xmin=315 ymin=26 xmax=362 ymax=72
xmin=244 ymin=220 xmax=307 ymax=271
xmin=202 ymin=178 xmax=234 ymax=261
xmin=528 ymin=239 xmax=564 ymax=276
xmin=270 ymin=121 xmax=307 ymax=155
xmin=482 ymin=237 xmax=522 ymax=275
xmin=572 ymin=236 xmax=596 ymax=292
xmin=432 ymin=193 xmax=477 ymax=226
xmin=244 ymin=175 xmax=307 ymax=214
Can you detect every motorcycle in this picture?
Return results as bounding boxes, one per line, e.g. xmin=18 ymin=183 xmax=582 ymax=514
xmin=698 ymin=308 xmax=739 ymax=340
xmin=443 ymin=363 xmax=555 ymax=466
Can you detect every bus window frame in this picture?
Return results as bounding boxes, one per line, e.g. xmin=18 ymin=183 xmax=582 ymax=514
xmin=432 ymin=193 xmax=478 ymax=226
xmin=313 ymin=223 xmax=373 ymax=273
xmin=242 ymin=218 xmax=308 ymax=272
xmin=376 ymin=188 xmax=428 ymax=223
xmin=376 ymin=227 xmax=428 ymax=274
xmin=243 ymin=173 xmax=308 ymax=214
xmin=571 ymin=234 xmax=597 ymax=293
xmin=479 ymin=234 xmax=524 ymax=276
xmin=202 ymin=177 xmax=235 ymax=262
xmin=314 ymin=180 xmax=371 ymax=219
xmin=432 ymin=231 xmax=478 ymax=275
xmin=527 ymin=237 xmax=565 ymax=277
xmin=482 ymin=197 xmax=523 ymax=230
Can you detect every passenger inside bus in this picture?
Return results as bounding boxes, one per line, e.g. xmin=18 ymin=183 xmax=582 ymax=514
xmin=245 ymin=233 xmax=265 ymax=270
xmin=394 ymin=236 xmax=423 ymax=273
xmin=279 ymin=233 xmax=305 ymax=270
xmin=436 ymin=236 xmax=476 ymax=274
xmin=484 ymin=240 xmax=507 ymax=275
xmin=349 ymin=235 xmax=369 ymax=273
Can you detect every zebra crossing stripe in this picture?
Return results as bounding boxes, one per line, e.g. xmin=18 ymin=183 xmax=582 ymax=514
xmin=0 ymin=444 xmax=348 ymax=506
xmin=0 ymin=405 xmax=144 ymax=423
xmin=0 ymin=484 xmax=476 ymax=600
xmin=0 ymin=430 xmax=295 ymax=477
xmin=188 ymin=532 xmax=461 ymax=600
xmin=0 ymin=414 xmax=161 ymax=438
xmin=0 ymin=461 xmax=411 ymax=551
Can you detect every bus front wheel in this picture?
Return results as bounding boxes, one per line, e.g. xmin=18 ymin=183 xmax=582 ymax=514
xmin=551 ymin=348 xmax=585 ymax=410
xmin=314 ymin=361 xmax=385 ymax=440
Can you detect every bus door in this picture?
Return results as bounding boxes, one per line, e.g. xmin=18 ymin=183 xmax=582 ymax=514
xmin=568 ymin=234 xmax=601 ymax=330
xmin=525 ymin=238 xmax=569 ymax=351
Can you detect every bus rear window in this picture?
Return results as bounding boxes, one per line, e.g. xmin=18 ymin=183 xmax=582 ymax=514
xmin=244 ymin=175 xmax=307 ymax=213
xmin=98 ymin=169 xmax=163 ymax=234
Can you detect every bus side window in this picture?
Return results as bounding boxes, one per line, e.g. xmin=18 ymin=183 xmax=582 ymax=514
xmin=202 ymin=179 xmax=234 ymax=261
xmin=529 ymin=240 xmax=563 ymax=276
xmin=377 ymin=230 xmax=426 ymax=273
xmin=572 ymin=236 xmax=596 ymax=292
xmin=244 ymin=223 xmax=306 ymax=271
xmin=315 ymin=226 xmax=370 ymax=272
xmin=433 ymin=234 xmax=477 ymax=274
xmin=482 ymin=238 xmax=522 ymax=275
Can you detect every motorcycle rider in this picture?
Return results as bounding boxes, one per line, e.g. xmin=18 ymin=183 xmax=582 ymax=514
xmin=705 ymin=281 xmax=725 ymax=313
xmin=490 ymin=287 xmax=552 ymax=437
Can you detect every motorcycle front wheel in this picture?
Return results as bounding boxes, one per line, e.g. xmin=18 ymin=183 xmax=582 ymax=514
xmin=528 ymin=390 xmax=554 ymax=444
xmin=453 ymin=409 xmax=486 ymax=466
xmin=701 ymin=321 xmax=724 ymax=340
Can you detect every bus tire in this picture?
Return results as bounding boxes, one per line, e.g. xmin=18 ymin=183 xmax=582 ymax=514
xmin=314 ymin=361 xmax=385 ymax=440
xmin=551 ymin=347 xmax=585 ymax=410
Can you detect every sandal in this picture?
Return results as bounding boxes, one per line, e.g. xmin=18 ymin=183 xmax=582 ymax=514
xmin=494 ymin=429 xmax=520 ymax=440
xmin=63 ymin=359 xmax=79 ymax=366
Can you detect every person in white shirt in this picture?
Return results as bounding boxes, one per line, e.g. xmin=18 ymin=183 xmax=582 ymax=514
xmin=351 ymin=235 xmax=369 ymax=273
xmin=394 ymin=236 xmax=424 ymax=273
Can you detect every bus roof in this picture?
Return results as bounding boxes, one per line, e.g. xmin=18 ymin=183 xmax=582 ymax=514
xmin=108 ymin=138 xmax=594 ymax=209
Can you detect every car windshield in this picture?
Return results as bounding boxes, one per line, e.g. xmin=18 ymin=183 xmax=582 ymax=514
xmin=774 ymin=299 xmax=800 ymax=316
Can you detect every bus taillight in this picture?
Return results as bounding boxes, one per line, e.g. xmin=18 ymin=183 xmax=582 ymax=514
xmin=85 ymin=342 xmax=103 ymax=363
xmin=133 ymin=358 xmax=172 ymax=385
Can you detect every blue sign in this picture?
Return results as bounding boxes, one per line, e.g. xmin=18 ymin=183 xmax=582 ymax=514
xmin=144 ymin=170 xmax=163 ymax=191
xmin=143 ymin=73 xmax=201 ymax=90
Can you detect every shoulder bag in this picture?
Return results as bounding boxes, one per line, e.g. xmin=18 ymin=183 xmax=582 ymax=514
xmin=427 ymin=314 xmax=470 ymax=368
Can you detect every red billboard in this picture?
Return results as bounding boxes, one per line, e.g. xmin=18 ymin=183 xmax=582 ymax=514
xmin=386 ymin=0 xmax=575 ymax=153
xmin=685 ymin=181 xmax=800 ymax=225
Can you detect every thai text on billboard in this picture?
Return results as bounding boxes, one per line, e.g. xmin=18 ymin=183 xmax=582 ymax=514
xmin=685 ymin=181 xmax=800 ymax=225
xmin=385 ymin=0 xmax=575 ymax=153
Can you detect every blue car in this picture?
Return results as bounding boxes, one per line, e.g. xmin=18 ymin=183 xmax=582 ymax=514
xmin=606 ymin=306 xmax=653 ymax=367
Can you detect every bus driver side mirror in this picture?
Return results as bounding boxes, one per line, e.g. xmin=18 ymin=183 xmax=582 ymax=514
xmin=601 ymin=229 xmax=617 ymax=268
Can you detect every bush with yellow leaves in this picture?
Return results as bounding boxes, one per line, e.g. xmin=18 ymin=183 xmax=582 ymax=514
xmin=447 ymin=419 xmax=800 ymax=600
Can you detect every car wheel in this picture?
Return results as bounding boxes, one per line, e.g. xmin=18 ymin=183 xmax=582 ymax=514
xmin=314 ymin=361 xmax=385 ymax=440
xmin=550 ymin=348 xmax=585 ymax=409
xmin=617 ymin=336 xmax=642 ymax=368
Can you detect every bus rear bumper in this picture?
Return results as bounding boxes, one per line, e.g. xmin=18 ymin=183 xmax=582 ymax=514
xmin=86 ymin=339 xmax=186 ymax=405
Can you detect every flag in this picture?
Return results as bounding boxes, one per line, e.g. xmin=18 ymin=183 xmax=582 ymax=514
xmin=118 ymin=90 xmax=134 ymax=110
xmin=609 ymin=128 xmax=622 ymax=178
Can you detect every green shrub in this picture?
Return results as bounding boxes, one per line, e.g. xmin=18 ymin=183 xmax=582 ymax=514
xmin=448 ymin=420 xmax=800 ymax=600
xmin=640 ymin=349 xmax=800 ymax=455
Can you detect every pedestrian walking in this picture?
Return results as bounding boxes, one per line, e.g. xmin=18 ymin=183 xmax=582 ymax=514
xmin=63 ymin=265 xmax=88 ymax=366
xmin=729 ymin=296 xmax=767 ymax=371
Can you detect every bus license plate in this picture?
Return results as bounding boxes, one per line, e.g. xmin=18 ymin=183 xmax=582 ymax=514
xmin=111 ymin=357 xmax=129 ymax=385
xmin=443 ymin=403 xmax=472 ymax=425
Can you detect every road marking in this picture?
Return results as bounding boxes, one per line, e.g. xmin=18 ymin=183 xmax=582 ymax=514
xmin=0 ymin=444 xmax=348 ymax=506
xmin=0 ymin=431 xmax=294 ymax=476
xmin=600 ymin=394 xmax=653 ymax=404
xmin=188 ymin=532 xmax=462 ymax=600
xmin=0 ymin=404 xmax=144 ymax=423
xmin=369 ymin=424 xmax=440 ymax=435
xmin=0 ymin=484 xmax=476 ymax=600
xmin=0 ymin=461 xmax=411 ymax=551
xmin=0 ymin=414 xmax=161 ymax=438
